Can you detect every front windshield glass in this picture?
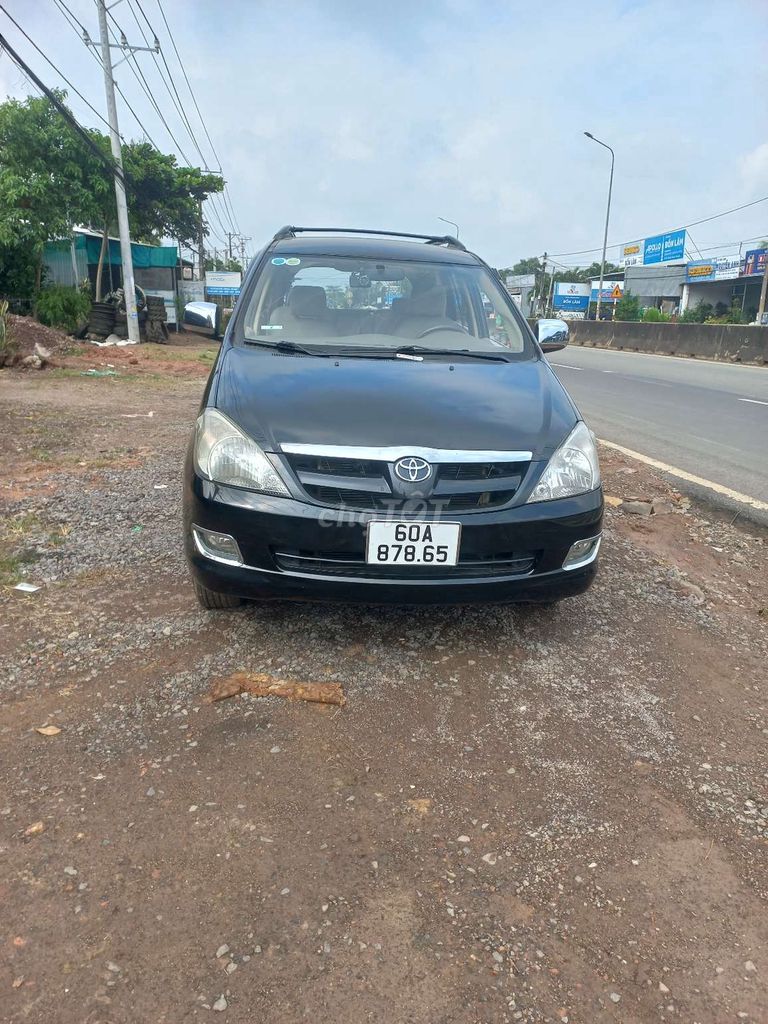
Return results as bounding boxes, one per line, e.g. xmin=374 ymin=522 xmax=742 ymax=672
xmin=239 ymin=254 xmax=529 ymax=357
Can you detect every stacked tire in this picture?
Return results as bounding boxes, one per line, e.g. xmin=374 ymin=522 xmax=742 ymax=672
xmin=145 ymin=295 xmax=167 ymax=320
xmin=88 ymin=301 xmax=116 ymax=336
xmin=113 ymin=310 xmax=148 ymax=339
xmin=145 ymin=295 xmax=170 ymax=343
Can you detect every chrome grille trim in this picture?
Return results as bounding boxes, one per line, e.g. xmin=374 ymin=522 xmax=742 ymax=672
xmin=279 ymin=443 xmax=533 ymax=463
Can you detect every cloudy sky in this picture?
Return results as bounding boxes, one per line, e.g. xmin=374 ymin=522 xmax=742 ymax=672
xmin=2 ymin=0 xmax=768 ymax=268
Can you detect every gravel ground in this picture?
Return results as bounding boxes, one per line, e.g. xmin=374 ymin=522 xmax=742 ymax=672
xmin=1 ymin=354 xmax=766 ymax=1024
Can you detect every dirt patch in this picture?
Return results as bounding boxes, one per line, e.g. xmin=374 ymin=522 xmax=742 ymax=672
xmin=3 ymin=314 xmax=73 ymax=365
xmin=0 ymin=372 xmax=766 ymax=1024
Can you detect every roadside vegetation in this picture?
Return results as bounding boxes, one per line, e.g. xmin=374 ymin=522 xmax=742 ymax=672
xmin=0 ymin=91 xmax=224 ymax=318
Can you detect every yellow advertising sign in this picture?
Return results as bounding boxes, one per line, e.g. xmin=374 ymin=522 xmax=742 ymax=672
xmin=688 ymin=264 xmax=715 ymax=278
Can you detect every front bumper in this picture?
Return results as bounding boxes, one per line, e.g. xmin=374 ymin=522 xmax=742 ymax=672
xmin=183 ymin=470 xmax=603 ymax=605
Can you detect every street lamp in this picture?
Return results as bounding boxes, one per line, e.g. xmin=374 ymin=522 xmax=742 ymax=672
xmin=438 ymin=216 xmax=460 ymax=239
xmin=584 ymin=131 xmax=615 ymax=321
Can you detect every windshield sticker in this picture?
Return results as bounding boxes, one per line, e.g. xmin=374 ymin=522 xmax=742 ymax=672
xmin=285 ymin=257 xmax=301 ymax=266
xmin=260 ymin=324 xmax=283 ymax=330
xmin=271 ymin=257 xmax=286 ymax=265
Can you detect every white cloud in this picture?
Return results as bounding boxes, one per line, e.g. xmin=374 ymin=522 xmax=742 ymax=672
xmin=3 ymin=0 xmax=768 ymax=265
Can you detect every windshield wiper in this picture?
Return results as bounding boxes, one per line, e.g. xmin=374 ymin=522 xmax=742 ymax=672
xmin=394 ymin=345 xmax=512 ymax=363
xmin=244 ymin=338 xmax=332 ymax=357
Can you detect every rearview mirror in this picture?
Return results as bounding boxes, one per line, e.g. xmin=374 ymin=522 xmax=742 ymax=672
xmin=183 ymin=301 xmax=222 ymax=339
xmin=537 ymin=318 xmax=569 ymax=353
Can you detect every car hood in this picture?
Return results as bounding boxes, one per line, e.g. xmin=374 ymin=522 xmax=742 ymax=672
xmin=214 ymin=347 xmax=578 ymax=461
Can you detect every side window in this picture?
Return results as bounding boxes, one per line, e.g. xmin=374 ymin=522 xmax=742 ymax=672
xmin=479 ymin=288 xmax=519 ymax=350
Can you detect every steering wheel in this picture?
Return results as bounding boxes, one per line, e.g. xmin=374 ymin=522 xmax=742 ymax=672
xmin=416 ymin=324 xmax=469 ymax=339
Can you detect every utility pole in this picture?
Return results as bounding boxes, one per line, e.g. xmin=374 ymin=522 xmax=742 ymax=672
xmin=539 ymin=253 xmax=547 ymax=317
xmin=88 ymin=2 xmax=158 ymax=345
xmin=758 ymin=255 xmax=768 ymax=324
xmin=197 ymin=200 xmax=206 ymax=281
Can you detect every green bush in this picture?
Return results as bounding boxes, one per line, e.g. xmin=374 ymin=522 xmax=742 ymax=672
xmin=641 ymin=307 xmax=670 ymax=322
xmin=679 ymin=301 xmax=713 ymax=324
xmin=35 ymin=284 xmax=91 ymax=333
xmin=614 ymin=290 xmax=641 ymax=321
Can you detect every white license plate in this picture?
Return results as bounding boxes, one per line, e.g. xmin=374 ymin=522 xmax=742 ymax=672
xmin=366 ymin=521 xmax=461 ymax=566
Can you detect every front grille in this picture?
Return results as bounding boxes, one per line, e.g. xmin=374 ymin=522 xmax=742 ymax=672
xmin=299 ymin=486 xmax=518 ymax=513
xmin=274 ymin=550 xmax=536 ymax=580
xmin=288 ymin=455 xmax=383 ymax=478
xmin=284 ymin=452 xmax=528 ymax=513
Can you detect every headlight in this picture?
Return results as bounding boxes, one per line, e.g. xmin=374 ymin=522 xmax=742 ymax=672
xmin=526 ymin=421 xmax=600 ymax=503
xmin=194 ymin=409 xmax=290 ymax=496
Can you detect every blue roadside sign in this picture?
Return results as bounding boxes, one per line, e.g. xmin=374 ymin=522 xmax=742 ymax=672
xmin=643 ymin=229 xmax=686 ymax=265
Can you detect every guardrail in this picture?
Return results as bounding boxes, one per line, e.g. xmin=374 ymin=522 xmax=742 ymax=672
xmin=531 ymin=320 xmax=768 ymax=365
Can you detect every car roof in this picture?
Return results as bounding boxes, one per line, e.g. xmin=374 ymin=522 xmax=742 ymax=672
xmin=270 ymin=233 xmax=482 ymax=266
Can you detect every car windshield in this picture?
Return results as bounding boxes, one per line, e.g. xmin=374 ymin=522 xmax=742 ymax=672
xmin=239 ymin=254 xmax=529 ymax=357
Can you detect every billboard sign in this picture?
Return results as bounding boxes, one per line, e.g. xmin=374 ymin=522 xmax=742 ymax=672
xmin=553 ymin=282 xmax=590 ymax=311
xmin=743 ymin=248 xmax=767 ymax=276
xmin=643 ymin=229 xmax=686 ymax=265
xmin=205 ymin=270 xmax=241 ymax=296
xmin=685 ymin=255 xmax=742 ymax=283
xmin=619 ymin=242 xmax=643 ymax=268
xmin=180 ymin=280 xmax=205 ymax=303
xmin=504 ymin=273 xmax=536 ymax=289
xmin=590 ymin=280 xmax=624 ymax=302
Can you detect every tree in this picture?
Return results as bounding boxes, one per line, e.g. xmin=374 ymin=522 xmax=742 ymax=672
xmin=0 ymin=92 xmax=227 ymax=302
xmin=92 ymin=141 xmax=224 ymax=297
xmin=205 ymin=255 xmax=243 ymax=274
xmin=0 ymin=92 xmax=105 ymax=298
xmin=121 ymin=143 xmax=223 ymax=244
xmin=615 ymin=290 xmax=641 ymax=321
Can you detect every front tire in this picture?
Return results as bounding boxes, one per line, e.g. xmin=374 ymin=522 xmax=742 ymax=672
xmin=193 ymin=581 xmax=242 ymax=609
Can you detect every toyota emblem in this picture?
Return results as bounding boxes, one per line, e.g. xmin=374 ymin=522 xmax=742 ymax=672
xmin=394 ymin=456 xmax=432 ymax=483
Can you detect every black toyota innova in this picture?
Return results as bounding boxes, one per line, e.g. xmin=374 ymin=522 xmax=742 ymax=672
xmin=183 ymin=227 xmax=603 ymax=608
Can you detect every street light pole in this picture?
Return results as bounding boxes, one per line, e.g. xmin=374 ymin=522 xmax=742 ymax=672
xmin=438 ymin=216 xmax=460 ymax=240
xmin=584 ymin=131 xmax=614 ymax=322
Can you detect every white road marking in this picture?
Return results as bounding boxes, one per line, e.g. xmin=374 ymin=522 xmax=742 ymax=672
xmin=597 ymin=438 xmax=768 ymax=512
xmin=551 ymin=363 xmax=582 ymax=370
xmin=738 ymin=398 xmax=768 ymax=406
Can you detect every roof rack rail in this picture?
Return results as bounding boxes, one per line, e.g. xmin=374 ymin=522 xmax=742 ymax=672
xmin=271 ymin=226 xmax=467 ymax=251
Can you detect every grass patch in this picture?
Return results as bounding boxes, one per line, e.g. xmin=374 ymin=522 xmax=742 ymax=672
xmin=141 ymin=342 xmax=219 ymax=362
xmin=0 ymin=552 xmax=25 ymax=586
xmin=6 ymin=512 xmax=42 ymax=537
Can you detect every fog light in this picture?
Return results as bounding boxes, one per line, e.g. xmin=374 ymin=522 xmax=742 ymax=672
xmin=562 ymin=534 xmax=601 ymax=570
xmin=192 ymin=526 xmax=243 ymax=565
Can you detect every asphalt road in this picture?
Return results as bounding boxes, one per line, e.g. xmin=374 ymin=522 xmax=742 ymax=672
xmin=549 ymin=346 xmax=768 ymax=519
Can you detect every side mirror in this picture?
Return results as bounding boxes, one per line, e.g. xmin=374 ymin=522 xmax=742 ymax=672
xmin=537 ymin=318 xmax=569 ymax=353
xmin=183 ymin=301 xmax=222 ymax=339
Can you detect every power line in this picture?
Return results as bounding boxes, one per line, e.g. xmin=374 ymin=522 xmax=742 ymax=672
xmin=126 ymin=0 xmax=241 ymax=248
xmin=49 ymin=0 xmax=230 ymax=247
xmin=104 ymin=6 xmax=230 ymax=244
xmin=154 ymin=0 xmax=242 ymax=239
xmin=50 ymin=0 xmax=162 ymax=152
xmin=153 ymin=0 xmax=245 ymax=247
xmin=549 ymin=195 xmax=768 ymax=258
xmin=0 ymin=4 xmax=115 ymax=134
xmin=128 ymin=0 xmax=213 ymax=172
xmin=549 ymin=232 xmax=768 ymax=268
xmin=0 ymin=30 xmax=122 ymax=181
